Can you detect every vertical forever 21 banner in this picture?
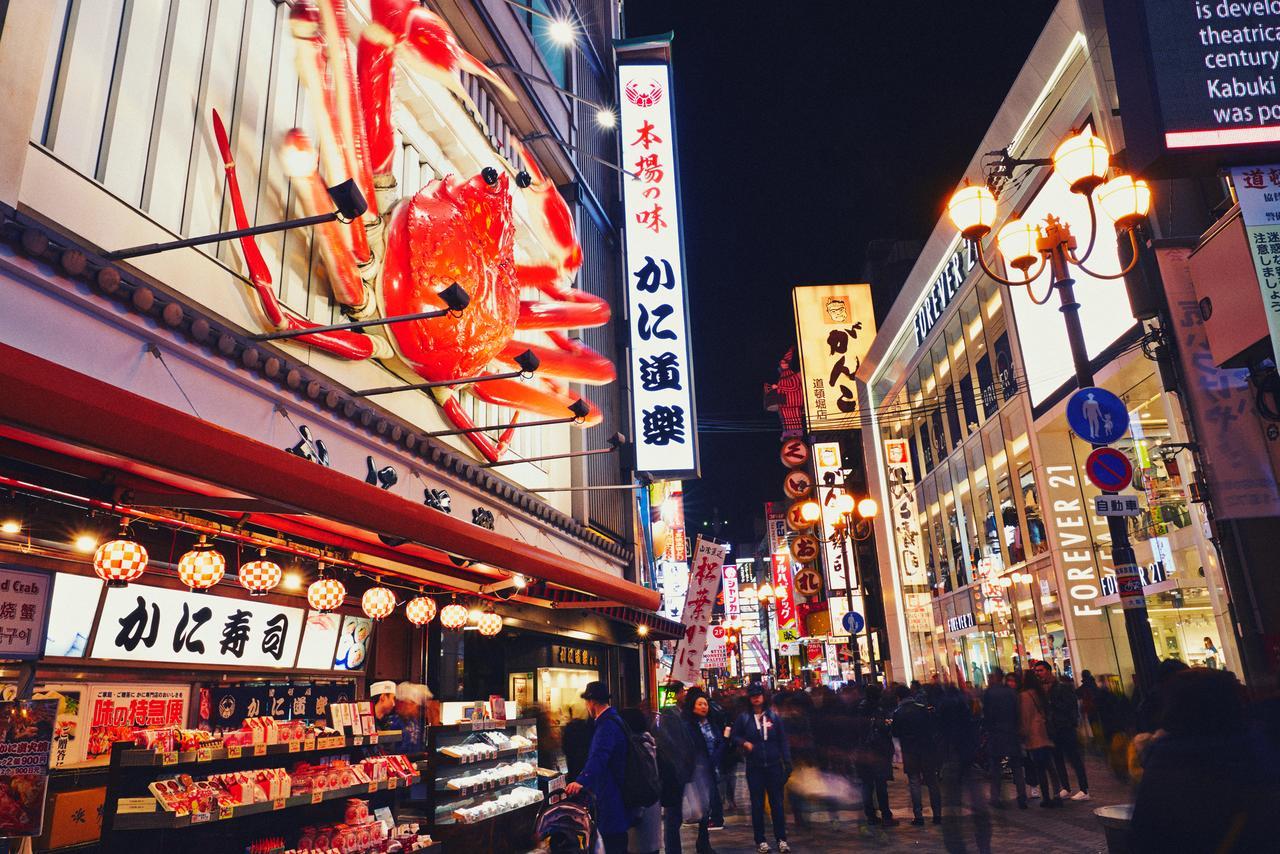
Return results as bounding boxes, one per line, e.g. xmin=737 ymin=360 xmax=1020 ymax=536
xmin=618 ymin=37 xmax=698 ymax=478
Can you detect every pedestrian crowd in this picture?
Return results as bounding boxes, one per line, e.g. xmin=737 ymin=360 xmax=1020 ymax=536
xmin=555 ymin=660 xmax=1280 ymax=854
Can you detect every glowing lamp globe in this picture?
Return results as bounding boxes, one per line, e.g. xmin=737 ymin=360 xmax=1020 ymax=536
xmin=799 ymin=501 xmax=821 ymax=523
xmin=93 ymin=529 xmax=148 ymax=588
xmin=997 ymin=219 xmax=1040 ymax=274
xmin=238 ymin=550 xmax=282 ymax=596
xmin=834 ymin=492 xmax=856 ymax=516
xmin=1096 ymin=175 xmax=1151 ymax=228
xmin=948 ymin=183 xmax=998 ymax=240
xmin=476 ymin=611 xmax=503 ymax=637
xmin=361 ymin=586 xmax=396 ymax=621
xmin=439 ymin=602 xmax=469 ymax=630
xmin=1053 ymin=130 xmax=1110 ymax=194
xmin=857 ymin=497 xmax=879 ymax=518
xmin=308 ymin=577 xmax=346 ymax=613
xmin=405 ymin=596 xmax=437 ymax=626
xmin=177 ymin=536 xmax=226 ymax=591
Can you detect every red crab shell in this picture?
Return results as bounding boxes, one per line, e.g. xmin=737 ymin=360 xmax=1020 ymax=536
xmin=380 ymin=171 xmax=518 ymax=379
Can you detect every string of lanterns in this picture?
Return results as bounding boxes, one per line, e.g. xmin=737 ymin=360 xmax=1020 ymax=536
xmin=86 ymin=517 xmax=508 ymax=632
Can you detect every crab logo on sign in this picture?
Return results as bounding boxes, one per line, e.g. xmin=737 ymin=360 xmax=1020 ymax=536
xmin=625 ymin=77 xmax=664 ymax=108
xmin=780 ymin=438 xmax=809 ymax=468
xmin=783 ymin=470 xmax=813 ymax=499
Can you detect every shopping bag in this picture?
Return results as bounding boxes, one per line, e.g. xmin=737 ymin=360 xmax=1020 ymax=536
xmin=681 ymin=766 xmax=711 ymax=822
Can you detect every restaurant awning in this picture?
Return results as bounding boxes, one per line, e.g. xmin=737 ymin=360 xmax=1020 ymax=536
xmin=0 ymin=341 xmax=659 ymax=611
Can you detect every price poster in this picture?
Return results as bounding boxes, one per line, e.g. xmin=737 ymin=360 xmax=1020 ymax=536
xmin=0 ymin=700 xmax=58 ymax=837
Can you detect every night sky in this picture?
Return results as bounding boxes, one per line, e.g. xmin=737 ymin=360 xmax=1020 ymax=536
xmin=621 ymin=1 xmax=1056 ymax=544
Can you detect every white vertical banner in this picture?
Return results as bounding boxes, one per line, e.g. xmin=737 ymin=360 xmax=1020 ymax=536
xmin=813 ymin=441 xmax=851 ymax=590
xmin=1231 ymin=166 xmax=1280 ymax=370
xmin=884 ymin=439 xmax=927 ymax=585
xmin=670 ymin=538 xmax=729 ymax=683
xmin=618 ymin=44 xmax=699 ymax=478
xmin=723 ymin=564 xmax=739 ymax=621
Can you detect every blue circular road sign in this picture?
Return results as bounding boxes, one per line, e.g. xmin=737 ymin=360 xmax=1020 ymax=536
xmin=843 ymin=610 xmax=865 ymax=634
xmin=1067 ymin=386 xmax=1130 ymax=445
xmin=1085 ymin=447 xmax=1134 ymax=492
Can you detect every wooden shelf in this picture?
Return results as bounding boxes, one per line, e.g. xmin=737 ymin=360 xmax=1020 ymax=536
xmin=115 ymin=732 xmax=402 ymax=768
xmin=112 ymin=773 xmax=419 ymax=831
xmin=433 ymin=775 xmax=537 ymax=800
xmin=433 ymin=745 xmax=536 ymax=766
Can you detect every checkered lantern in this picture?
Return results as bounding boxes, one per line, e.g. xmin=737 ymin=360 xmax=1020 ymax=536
xmin=362 ymin=585 xmax=396 ymax=621
xmin=177 ymin=537 xmax=226 ymax=591
xmin=238 ymin=551 xmax=282 ymax=596
xmin=476 ymin=610 xmax=503 ymax=637
xmin=93 ymin=536 xmax=148 ymax=587
xmin=308 ymin=577 xmax=346 ymax=613
xmin=439 ymin=602 xmax=469 ymax=630
xmin=405 ymin=596 xmax=437 ymax=626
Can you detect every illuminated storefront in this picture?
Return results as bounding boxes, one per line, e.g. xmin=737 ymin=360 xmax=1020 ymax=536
xmin=858 ymin=1 xmax=1239 ymax=687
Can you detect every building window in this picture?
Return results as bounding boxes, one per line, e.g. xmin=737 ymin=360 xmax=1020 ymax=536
xmin=529 ymin=0 xmax=570 ymax=88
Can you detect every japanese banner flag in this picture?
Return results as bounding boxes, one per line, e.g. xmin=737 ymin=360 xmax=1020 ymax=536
xmin=669 ymin=538 xmax=729 ymax=684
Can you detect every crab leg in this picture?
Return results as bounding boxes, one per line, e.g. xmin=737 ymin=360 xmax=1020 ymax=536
xmin=430 ymin=387 xmax=502 ymax=462
xmin=315 ymin=0 xmax=378 ymax=219
xmin=516 ymin=266 xmax=611 ymax=331
xmin=289 ymin=1 xmax=372 ymax=265
xmin=498 ymin=337 xmax=615 ymax=385
xmin=212 ymin=112 xmax=375 ymax=362
xmin=471 ymin=378 xmax=602 ymax=426
xmin=512 ymin=138 xmax=584 ymax=288
xmin=357 ymin=0 xmax=402 ymax=177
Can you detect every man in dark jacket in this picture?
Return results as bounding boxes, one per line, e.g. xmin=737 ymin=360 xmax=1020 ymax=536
xmin=853 ymin=684 xmax=898 ymax=826
xmin=981 ymin=668 xmax=1026 ymax=808
xmin=656 ymin=682 xmax=694 ymax=854
xmin=892 ymin=685 xmax=942 ymax=825
xmin=565 ymin=682 xmax=629 ymax=854
xmin=732 ymin=684 xmax=792 ymax=854
xmin=1044 ymin=669 xmax=1089 ymax=800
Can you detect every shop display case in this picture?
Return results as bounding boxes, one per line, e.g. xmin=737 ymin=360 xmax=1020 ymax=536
xmin=424 ymin=717 xmax=542 ymax=849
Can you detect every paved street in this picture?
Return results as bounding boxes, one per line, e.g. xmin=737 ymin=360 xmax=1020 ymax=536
xmin=678 ymin=754 xmax=1126 ymax=853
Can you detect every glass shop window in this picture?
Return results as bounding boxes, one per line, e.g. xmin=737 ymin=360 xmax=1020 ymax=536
xmin=1007 ymin=409 xmax=1049 ymax=557
xmin=985 ymin=419 xmax=1024 ymax=565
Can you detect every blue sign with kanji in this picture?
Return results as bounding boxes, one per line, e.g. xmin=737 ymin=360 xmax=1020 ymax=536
xmin=1067 ymin=386 xmax=1130 ymax=446
xmin=1085 ymin=448 xmax=1134 ymax=493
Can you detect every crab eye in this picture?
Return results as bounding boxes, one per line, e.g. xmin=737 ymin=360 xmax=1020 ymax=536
xmin=516 ymin=170 xmax=532 ymax=189
xmin=481 ymin=167 xmax=500 ymax=186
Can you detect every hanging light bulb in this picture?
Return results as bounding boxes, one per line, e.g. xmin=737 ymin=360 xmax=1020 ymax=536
xmin=477 ymin=609 xmax=503 ymax=637
xmin=238 ymin=548 xmax=282 ymax=596
xmin=405 ymin=596 xmax=437 ymax=626
xmin=93 ymin=519 xmax=148 ymax=588
xmin=308 ymin=564 xmax=346 ymax=613
xmin=362 ymin=585 xmax=396 ymax=621
xmin=177 ymin=535 xmax=226 ymax=591
xmin=440 ymin=599 xmax=469 ymax=630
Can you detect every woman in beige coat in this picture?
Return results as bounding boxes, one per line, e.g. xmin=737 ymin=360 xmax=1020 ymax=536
xmin=1019 ymin=666 xmax=1064 ymax=807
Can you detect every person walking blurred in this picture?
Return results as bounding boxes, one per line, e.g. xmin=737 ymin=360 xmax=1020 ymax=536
xmin=936 ymin=683 xmax=991 ymax=854
xmin=981 ymin=668 xmax=1027 ymax=809
xmin=853 ymin=683 xmax=898 ymax=826
xmin=620 ymin=707 xmax=661 ymax=854
xmin=655 ymin=682 xmax=695 ymax=854
xmin=685 ymin=688 xmax=724 ymax=854
xmin=732 ymin=684 xmax=792 ymax=854
xmin=1019 ymin=666 xmax=1064 ymax=808
xmin=1045 ymin=668 xmax=1090 ymax=801
xmin=892 ymin=684 xmax=942 ymax=825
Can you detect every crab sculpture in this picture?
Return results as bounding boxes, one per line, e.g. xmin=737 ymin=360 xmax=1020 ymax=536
xmin=214 ymin=0 xmax=614 ymax=462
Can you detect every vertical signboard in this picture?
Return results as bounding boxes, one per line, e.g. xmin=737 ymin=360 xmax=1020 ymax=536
xmin=792 ymin=284 xmax=877 ymax=429
xmin=770 ymin=552 xmax=799 ymax=643
xmin=618 ymin=39 xmax=698 ymax=478
xmin=1231 ymin=166 xmax=1280 ymax=364
xmin=670 ymin=538 xmax=729 ymax=683
xmin=883 ymin=440 xmax=927 ymax=585
xmin=723 ymin=564 xmax=739 ymax=622
xmin=812 ymin=441 xmax=852 ymax=591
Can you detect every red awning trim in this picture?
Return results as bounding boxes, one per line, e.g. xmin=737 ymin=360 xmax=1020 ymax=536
xmin=0 ymin=341 xmax=659 ymax=611
xmin=538 ymin=584 xmax=682 ymax=639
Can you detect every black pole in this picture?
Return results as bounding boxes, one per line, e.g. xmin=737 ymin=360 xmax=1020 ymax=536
xmin=1056 ymin=274 xmax=1161 ymax=695
xmin=106 ymin=212 xmax=338 ymax=260
xmin=840 ymin=528 xmax=864 ymax=684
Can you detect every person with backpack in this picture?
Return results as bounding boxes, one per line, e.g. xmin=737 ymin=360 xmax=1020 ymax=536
xmin=892 ymin=684 xmax=942 ymax=825
xmin=620 ymin=707 xmax=662 ymax=854
xmin=852 ymin=683 xmax=898 ymax=827
xmin=566 ymin=681 xmax=658 ymax=854
xmin=1045 ymin=668 xmax=1090 ymax=800
xmin=685 ymin=687 xmax=724 ymax=854
xmin=656 ymin=682 xmax=696 ymax=854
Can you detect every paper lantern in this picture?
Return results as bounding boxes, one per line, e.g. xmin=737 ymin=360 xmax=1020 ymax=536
xmin=362 ymin=585 xmax=396 ymax=621
xmin=177 ymin=536 xmax=226 ymax=591
xmin=439 ymin=602 xmax=469 ymax=630
xmin=405 ymin=596 xmax=437 ymax=626
xmin=477 ymin=610 xmax=503 ymax=637
xmin=239 ymin=549 xmax=282 ymax=596
xmin=93 ymin=523 xmax=147 ymax=587
xmin=308 ymin=576 xmax=346 ymax=613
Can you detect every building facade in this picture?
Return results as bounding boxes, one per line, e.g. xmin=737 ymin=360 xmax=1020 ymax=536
xmin=858 ymin=1 xmax=1251 ymax=689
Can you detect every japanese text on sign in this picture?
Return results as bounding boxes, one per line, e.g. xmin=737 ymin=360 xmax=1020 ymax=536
xmin=619 ymin=54 xmax=698 ymax=476
xmin=883 ymin=440 xmax=927 ymax=585
xmin=792 ymin=285 xmax=877 ymax=428
xmin=813 ymin=442 xmax=852 ymax=591
xmin=0 ymin=566 xmax=53 ymax=660
xmin=669 ymin=539 xmax=729 ymax=683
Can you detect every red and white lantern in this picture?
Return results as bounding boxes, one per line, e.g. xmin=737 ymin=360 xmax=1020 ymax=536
xmin=93 ymin=522 xmax=147 ymax=587
xmin=405 ymin=596 xmax=437 ymax=626
xmin=476 ymin=610 xmax=503 ymax=637
xmin=439 ymin=602 xmax=469 ymax=630
xmin=239 ymin=549 xmax=282 ymax=596
xmin=361 ymin=586 xmax=396 ymax=621
xmin=308 ymin=576 xmax=346 ymax=613
xmin=177 ymin=536 xmax=226 ymax=591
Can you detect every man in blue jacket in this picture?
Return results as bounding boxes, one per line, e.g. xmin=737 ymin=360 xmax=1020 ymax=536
xmin=731 ymin=684 xmax=792 ymax=854
xmin=565 ymin=681 xmax=629 ymax=854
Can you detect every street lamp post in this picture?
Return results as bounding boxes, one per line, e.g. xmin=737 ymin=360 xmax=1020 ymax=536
xmin=946 ymin=128 xmax=1161 ymax=694
xmin=803 ymin=493 xmax=878 ymax=685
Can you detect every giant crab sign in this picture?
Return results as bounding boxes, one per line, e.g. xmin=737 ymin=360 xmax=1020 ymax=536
xmin=214 ymin=0 xmax=614 ymax=463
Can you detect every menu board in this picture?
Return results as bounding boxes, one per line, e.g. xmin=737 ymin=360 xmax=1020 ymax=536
xmin=0 ymin=700 xmax=58 ymax=837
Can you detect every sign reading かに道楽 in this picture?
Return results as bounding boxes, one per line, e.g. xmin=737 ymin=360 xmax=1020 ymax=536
xmin=618 ymin=39 xmax=698 ymax=478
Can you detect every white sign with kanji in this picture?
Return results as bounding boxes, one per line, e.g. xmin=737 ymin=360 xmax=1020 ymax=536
xmin=1093 ymin=494 xmax=1142 ymax=517
xmin=0 ymin=565 xmax=53 ymax=660
xmin=618 ymin=53 xmax=698 ymax=477
xmin=723 ymin=565 xmax=739 ymax=620
xmin=813 ymin=442 xmax=852 ymax=591
xmin=669 ymin=539 xmax=728 ymax=683
xmin=884 ymin=440 xmax=927 ymax=585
